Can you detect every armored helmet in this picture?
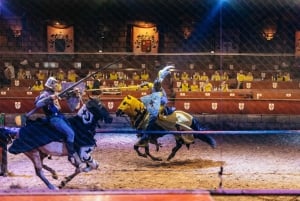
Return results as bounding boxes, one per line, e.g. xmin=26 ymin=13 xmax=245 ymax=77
xmin=45 ymin=76 xmax=58 ymax=90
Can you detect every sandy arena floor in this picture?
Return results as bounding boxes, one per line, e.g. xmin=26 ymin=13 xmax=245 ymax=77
xmin=1 ymin=132 xmax=300 ymax=201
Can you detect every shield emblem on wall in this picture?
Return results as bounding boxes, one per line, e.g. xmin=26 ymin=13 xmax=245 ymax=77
xmin=14 ymin=79 xmax=20 ymax=86
xmin=15 ymin=102 xmax=21 ymax=109
xmin=245 ymin=82 xmax=251 ymax=89
xmin=108 ymin=102 xmax=114 ymax=110
xmin=212 ymin=102 xmax=218 ymax=110
xmin=238 ymin=102 xmax=245 ymax=110
xmin=184 ymin=102 xmax=190 ymax=110
xmin=268 ymin=103 xmax=275 ymax=111
xmin=272 ymin=82 xmax=278 ymax=89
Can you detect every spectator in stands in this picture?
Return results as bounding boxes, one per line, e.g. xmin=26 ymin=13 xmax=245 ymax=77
xmin=211 ymin=71 xmax=221 ymax=81
xmin=200 ymin=72 xmax=209 ymax=82
xmin=36 ymin=70 xmax=46 ymax=81
xmin=17 ymin=68 xmax=26 ymax=80
xmin=283 ymin=72 xmax=291 ymax=81
xmin=132 ymin=72 xmax=140 ymax=81
xmin=173 ymin=72 xmax=180 ymax=81
xmin=141 ymin=70 xmax=150 ymax=81
xmin=180 ymin=80 xmax=189 ymax=92
xmin=94 ymin=71 xmax=103 ymax=80
xmin=181 ymin=71 xmax=190 ymax=81
xmin=25 ymin=69 xmax=32 ymax=79
xmin=109 ymin=70 xmax=118 ymax=80
xmin=118 ymin=80 xmax=127 ymax=91
xmin=91 ymin=79 xmax=101 ymax=95
xmin=56 ymin=68 xmax=66 ymax=81
xmin=244 ymin=72 xmax=254 ymax=81
xmin=220 ymin=81 xmax=229 ymax=92
xmin=221 ymin=71 xmax=229 ymax=81
xmin=192 ymin=72 xmax=201 ymax=81
xmin=31 ymin=80 xmax=44 ymax=91
xmin=203 ymin=79 xmax=213 ymax=92
xmin=236 ymin=70 xmax=245 ymax=89
xmin=190 ymin=80 xmax=199 ymax=92
xmin=5 ymin=64 xmax=15 ymax=79
xmin=67 ymin=69 xmax=78 ymax=82
xmin=276 ymin=72 xmax=284 ymax=81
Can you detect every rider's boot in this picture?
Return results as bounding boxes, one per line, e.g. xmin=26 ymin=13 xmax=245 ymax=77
xmin=136 ymin=115 xmax=157 ymax=146
xmin=66 ymin=142 xmax=82 ymax=167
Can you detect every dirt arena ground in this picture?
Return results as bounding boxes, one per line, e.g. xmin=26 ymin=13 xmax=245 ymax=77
xmin=1 ymin=132 xmax=300 ymax=201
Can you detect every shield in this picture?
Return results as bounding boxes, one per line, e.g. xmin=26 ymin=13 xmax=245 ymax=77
xmin=141 ymin=92 xmax=161 ymax=116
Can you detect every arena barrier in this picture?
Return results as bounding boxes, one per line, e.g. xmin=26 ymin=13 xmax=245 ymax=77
xmin=0 ymin=190 xmax=213 ymax=201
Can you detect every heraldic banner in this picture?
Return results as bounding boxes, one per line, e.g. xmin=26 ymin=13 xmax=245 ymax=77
xmin=133 ymin=25 xmax=159 ymax=54
xmin=47 ymin=25 xmax=74 ymax=53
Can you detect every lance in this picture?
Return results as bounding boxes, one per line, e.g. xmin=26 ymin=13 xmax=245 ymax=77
xmin=15 ymin=55 xmax=129 ymax=126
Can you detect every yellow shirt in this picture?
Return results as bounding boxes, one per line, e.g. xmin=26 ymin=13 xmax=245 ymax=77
xmin=181 ymin=72 xmax=190 ymax=81
xmin=200 ymin=75 xmax=209 ymax=82
xmin=141 ymin=73 xmax=149 ymax=81
xmin=237 ymin=73 xmax=245 ymax=82
xmin=190 ymin=84 xmax=199 ymax=92
xmin=132 ymin=74 xmax=140 ymax=81
xmin=67 ymin=72 xmax=78 ymax=82
xmin=36 ymin=72 xmax=46 ymax=80
xmin=109 ymin=72 xmax=118 ymax=80
xmin=193 ymin=73 xmax=201 ymax=81
xmin=56 ymin=71 xmax=65 ymax=81
xmin=203 ymin=82 xmax=213 ymax=92
xmin=180 ymin=82 xmax=189 ymax=92
xmin=211 ymin=74 xmax=221 ymax=81
xmin=31 ymin=84 xmax=44 ymax=91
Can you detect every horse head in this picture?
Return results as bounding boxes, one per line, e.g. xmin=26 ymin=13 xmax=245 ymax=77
xmin=116 ymin=95 xmax=145 ymax=118
xmin=84 ymin=97 xmax=113 ymax=124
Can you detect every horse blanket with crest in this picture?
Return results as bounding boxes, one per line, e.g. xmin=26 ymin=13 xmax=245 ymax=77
xmin=9 ymin=116 xmax=96 ymax=154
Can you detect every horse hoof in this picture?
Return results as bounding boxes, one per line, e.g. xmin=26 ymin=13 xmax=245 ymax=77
xmin=138 ymin=154 xmax=147 ymax=158
xmin=153 ymin=157 xmax=162 ymax=161
xmin=48 ymin=184 xmax=59 ymax=190
xmin=52 ymin=174 xmax=58 ymax=180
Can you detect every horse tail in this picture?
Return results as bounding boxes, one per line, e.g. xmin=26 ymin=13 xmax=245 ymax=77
xmin=191 ymin=118 xmax=216 ymax=148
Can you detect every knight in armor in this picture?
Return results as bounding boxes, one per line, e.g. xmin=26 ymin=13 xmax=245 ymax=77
xmin=139 ymin=66 xmax=174 ymax=143
xmin=34 ymin=77 xmax=82 ymax=167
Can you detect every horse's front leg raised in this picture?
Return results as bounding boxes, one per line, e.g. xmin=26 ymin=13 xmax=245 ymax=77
xmin=42 ymin=164 xmax=58 ymax=180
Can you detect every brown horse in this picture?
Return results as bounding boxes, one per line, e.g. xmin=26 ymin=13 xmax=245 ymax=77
xmin=116 ymin=95 xmax=216 ymax=161
xmin=7 ymin=97 xmax=113 ymax=190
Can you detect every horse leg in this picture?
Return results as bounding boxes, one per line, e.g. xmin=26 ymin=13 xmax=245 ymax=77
xmin=0 ymin=143 xmax=8 ymax=176
xmin=42 ymin=164 xmax=58 ymax=180
xmin=59 ymin=168 xmax=80 ymax=189
xmin=167 ymin=140 xmax=183 ymax=161
xmin=144 ymin=146 xmax=162 ymax=161
xmin=134 ymin=145 xmax=147 ymax=158
xmin=37 ymin=152 xmax=59 ymax=180
xmin=24 ymin=150 xmax=58 ymax=190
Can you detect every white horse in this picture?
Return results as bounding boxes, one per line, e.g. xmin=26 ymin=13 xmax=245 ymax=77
xmin=7 ymin=97 xmax=113 ymax=190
